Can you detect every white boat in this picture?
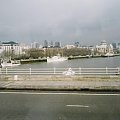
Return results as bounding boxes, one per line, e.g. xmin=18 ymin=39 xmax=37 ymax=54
xmin=103 ymin=53 xmax=114 ymax=57
xmin=1 ymin=60 xmax=21 ymax=67
xmin=47 ymin=54 xmax=67 ymax=63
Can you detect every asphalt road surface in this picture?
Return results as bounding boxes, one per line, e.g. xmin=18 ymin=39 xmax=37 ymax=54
xmin=0 ymin=92 xmax=120 ymax=120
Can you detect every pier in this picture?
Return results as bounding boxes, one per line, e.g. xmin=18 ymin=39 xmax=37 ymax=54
xmin=20 ymin=58 xmax=47 ymax=64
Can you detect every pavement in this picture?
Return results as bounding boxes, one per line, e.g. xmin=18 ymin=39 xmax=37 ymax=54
xmin=0 ymin=75 xmax=120 ymax=91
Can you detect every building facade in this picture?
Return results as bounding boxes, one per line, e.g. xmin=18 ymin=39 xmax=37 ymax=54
xmin=31 ymin=42 xmax=40 ymax=48
xmin=0 ymin=41 xmax=22 ymax=55
xmin=43 ymin=40 xmax=48 ymax=48
xmin=54 ymin=42 xmax=61 ymax=48
xmin=96 ymin=40 xmax=114 ymax=55
xmin=64 ymin=45 xmax=75 ymax=49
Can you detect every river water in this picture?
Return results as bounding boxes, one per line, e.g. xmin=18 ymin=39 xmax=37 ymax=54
xmin=16 ymin=56 xmax=120 ymax=69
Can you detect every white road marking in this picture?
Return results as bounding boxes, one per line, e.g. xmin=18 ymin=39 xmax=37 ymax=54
xmin=66 ymin=105 xmax=89 ymax=108
xmin=0 ymin=91 xmax=120 ymax=96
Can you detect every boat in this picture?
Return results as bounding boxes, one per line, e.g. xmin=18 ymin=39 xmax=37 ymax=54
xmin=1 ymin=60 xmax=21 ymax=67
xmin=103 ymin=53 xmax=114 ymax=57
xmin=86 ymin=55 xmax=92 ymax=58
xmin=47 ymin=54 xmax=68 ymax=63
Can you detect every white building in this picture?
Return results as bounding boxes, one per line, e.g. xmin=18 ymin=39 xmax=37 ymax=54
xmin=20 ymin=43 xmax=30 ymax=50
xmin=31 ymin=42 xmax=40 ymax=48
xmin=0 ymin=42 xmax=4 ymax=54
xmin=96 ymin=40 xmax=114 ymax=55
xmin=118 ymin=43 xmax=120 ymax=51
xmin=0 ymin=47 xmax=4 ymax=54
xmin=0 ymin=41 xmax=22 ymax=55
xmin=64 ymin=45 xmax=75 ymax=49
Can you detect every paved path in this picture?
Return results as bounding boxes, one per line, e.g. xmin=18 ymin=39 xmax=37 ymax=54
xmin=0 ymin=78 xmax=120 ymax=90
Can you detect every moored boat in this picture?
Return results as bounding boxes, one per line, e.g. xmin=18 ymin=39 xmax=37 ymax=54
xmin=1 ymin=60 xmax=21 ymax=67
xmin=103 ymin=53 xmax=114 ymax=57
xmin=47 ymin=54 xmax=68 ymax=63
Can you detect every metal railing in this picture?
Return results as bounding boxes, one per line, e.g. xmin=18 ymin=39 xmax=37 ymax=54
xmin=0 ymin=67 xmax=120 ymax=76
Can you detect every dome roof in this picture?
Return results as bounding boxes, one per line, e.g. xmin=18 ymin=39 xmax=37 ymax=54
xmin=101 ymin=40 xmax=107 ymax=45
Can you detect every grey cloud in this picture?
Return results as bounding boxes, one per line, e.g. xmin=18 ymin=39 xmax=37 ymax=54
xmin=0 ymin=0 xmax=120 ymax=45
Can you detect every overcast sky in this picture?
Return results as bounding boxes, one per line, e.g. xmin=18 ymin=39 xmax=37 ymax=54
xmin=0 ymin=0 xmax=120 ymax=45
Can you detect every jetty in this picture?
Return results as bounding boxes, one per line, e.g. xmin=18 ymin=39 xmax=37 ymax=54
xmin=20 ymin=58 xmax=47 ymax=64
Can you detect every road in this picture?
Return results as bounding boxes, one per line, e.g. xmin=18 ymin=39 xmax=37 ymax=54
xmin=0 ymin=92 xmax=120 ymax=120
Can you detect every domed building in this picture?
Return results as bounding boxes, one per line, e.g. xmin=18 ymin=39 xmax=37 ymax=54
xmin=96 ymin=40 xmax=114 ymax=56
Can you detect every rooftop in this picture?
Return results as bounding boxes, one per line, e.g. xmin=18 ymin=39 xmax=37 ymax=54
xmin=2 ymin=41 xmax=18 ymax=45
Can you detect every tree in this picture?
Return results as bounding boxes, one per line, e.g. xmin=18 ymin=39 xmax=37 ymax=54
xmin=27 ymin=49 xmax=44 ymax=59
xmin=0 ymin=50 xmax=15 ymax=59
xmin=63 ymin=48 xmax=91 ymax=57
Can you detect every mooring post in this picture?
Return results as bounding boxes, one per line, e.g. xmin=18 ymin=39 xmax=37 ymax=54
xmin=14 ymin=75 xmax=18 ymax=80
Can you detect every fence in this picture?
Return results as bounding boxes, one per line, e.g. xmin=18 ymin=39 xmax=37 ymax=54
xmin=0 ymin=67 xmax=120 ymax=76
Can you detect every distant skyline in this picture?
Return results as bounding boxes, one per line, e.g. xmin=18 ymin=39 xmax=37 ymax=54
xmin=0 ymin=0 xmax=120 ymax=45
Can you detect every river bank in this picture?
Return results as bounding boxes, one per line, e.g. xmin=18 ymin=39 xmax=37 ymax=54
xmin=0 ymin=75 xmax=120 ymax=91
xmin=68 ymin=54 xmax=120 ymax=60
xmin=20 ymin=58 xmax=47 ymax=64
xmin=19 ymin=54 xmax=120 ymax=64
